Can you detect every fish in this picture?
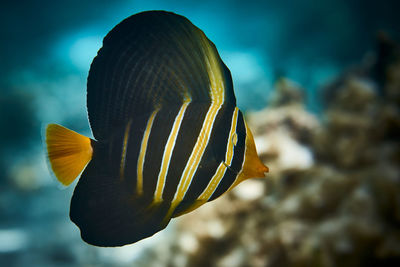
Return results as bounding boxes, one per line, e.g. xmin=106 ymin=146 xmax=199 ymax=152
xmin=45 ymin=10 xmax=268 ymax=247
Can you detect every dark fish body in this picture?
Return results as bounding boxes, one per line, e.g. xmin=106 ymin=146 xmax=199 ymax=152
xmin=45 ymin=11 xmax=268 ymax=247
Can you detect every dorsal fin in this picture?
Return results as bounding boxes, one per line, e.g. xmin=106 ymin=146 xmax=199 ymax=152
xmin=87 ymin=11 xmax=236 ymax=140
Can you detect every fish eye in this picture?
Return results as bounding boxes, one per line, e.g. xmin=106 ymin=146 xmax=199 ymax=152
xmin=232 ymin=133 xmax=238 ymax=146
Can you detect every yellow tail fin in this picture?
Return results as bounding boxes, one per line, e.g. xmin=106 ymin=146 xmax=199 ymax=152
xmin=45 ymin=124 xmax=93 ymax=186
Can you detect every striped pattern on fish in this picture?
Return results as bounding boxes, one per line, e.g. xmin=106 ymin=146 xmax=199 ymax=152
xmin=45 ymin=10 xmax=268 ymax=247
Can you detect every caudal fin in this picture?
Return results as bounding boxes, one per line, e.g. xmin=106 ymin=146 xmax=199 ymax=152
xmin=45 ymin=124 xmax=94 ymax=186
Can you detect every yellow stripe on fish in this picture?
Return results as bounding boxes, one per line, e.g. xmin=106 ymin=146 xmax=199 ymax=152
xmin=119 ymin=119 xmax=133 ymax=180
xmin=136 ymin=108 xmax=159 ymax=195
xmin=153 ymin=97 xmax=191 ymax=203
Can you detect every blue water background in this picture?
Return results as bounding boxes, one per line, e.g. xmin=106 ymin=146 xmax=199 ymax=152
xmin=0 ymin=0 xmax=398 ymax=265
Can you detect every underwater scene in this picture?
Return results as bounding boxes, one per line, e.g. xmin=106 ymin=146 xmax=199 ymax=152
xmin=1 ymin=0 xmax=399 ymax=266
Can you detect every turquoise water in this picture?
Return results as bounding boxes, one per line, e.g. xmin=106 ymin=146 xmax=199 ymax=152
xmin=0 ymin=1 xmax=399 ymax=266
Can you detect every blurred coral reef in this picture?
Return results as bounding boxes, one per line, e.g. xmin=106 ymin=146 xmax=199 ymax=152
xmin=165 ymin=35 xmax=400 ymax=267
